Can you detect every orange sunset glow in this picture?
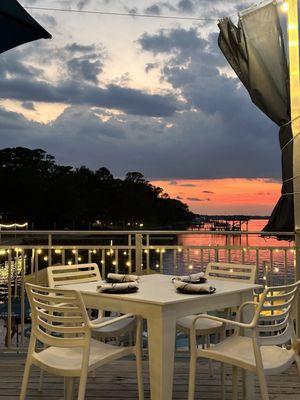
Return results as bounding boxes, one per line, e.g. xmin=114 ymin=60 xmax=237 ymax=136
xmin=152 ymin=178 xmax=282 ymax=215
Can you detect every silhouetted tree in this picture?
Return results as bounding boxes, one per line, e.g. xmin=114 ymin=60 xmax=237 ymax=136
xmin=0 ymin=147 xmax=194 ymax=229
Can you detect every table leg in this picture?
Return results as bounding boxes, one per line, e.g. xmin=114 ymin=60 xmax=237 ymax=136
xmin=242 ymin=291 xmax=255 ymax=400
xmin=147 ymin=311 xmax=177 ymax=400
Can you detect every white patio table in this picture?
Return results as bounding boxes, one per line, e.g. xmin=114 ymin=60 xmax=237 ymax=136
xmin=61 ymin=274 xmax=262 ymax=400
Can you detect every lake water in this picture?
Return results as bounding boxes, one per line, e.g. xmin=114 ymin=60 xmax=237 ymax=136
xmin=162 ymin=219 xmax=295 ymax=285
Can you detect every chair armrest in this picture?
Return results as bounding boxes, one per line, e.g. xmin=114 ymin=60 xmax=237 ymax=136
xmin=88 ymin=313 xmax=135 ymax=330
xmin=235 ymin=301 xmax=259 ymax=323
xmin=191 ymin=314 xmax=256 ymax=330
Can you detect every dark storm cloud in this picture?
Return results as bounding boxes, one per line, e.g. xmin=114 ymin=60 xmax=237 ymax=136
xmin=138 ymin=26 xmax=280 ymax=179
xmin=67 ymin=58 xmax=103 ymax=83
xmin=0 ymin=78 xmax=179 ymax=116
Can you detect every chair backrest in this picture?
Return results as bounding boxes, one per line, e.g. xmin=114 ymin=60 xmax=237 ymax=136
xmin=47 ymin=263 xmax=101 ymax=288
xmin=26 ymin=283 xmax=90 ymax=348
xmin=205 ymin=262 xmax=256 ymax=284
xmin=255 ymin=281 xmax=300 ymax=346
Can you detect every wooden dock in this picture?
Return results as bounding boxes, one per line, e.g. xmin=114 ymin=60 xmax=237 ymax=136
xmin=0 ymin=354 xmax=299 ymax=399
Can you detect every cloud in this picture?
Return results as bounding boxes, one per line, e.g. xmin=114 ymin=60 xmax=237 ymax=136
xmin=22 ymin=102 xmax=36 ymax=111
xmin=169 ymin=180 xmax=178 ymax=185
xmin=203 ymin=190 xmax=214 ymax=194
xmin=180 ymin=183 xmax=196 ymax=187
xmin=0 ymin=43 xmax=180 ymax=117
xmin=177 ymin=0 xmax=195 ymax=13
xmin=187 ymin=197 xmax=204 ymax=201
xmin=145 ymin=62 xmax=159 ymax=73
xmin=176 ymin=195 xmax=183 ymax=199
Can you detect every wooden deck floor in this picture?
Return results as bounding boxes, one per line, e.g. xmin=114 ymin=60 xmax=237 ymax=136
xmin=0 ymin=354 xmax=299 ymax=399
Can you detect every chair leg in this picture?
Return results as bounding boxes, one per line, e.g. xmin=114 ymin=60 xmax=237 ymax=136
xmin=136 ymin=351 xmax=144 ymax=399
xmin=77 ymin=371 xmax=88 ymax=400
xmin=232 ymin=366 xmax=238 ymax=400
xmin=220 ymin=363 xmax=225 ymax=400
xmin=20 ymin=362 xmax=31 ymax=400
xmin=256 ymin=369 xmax=269 ymax=400
xmin=64 ymin=377 xmax=74 ymax=400
xmin=188 ymin=354 xmax=197 ymax=400
xmin=38 ymin=370 xmax=44 ymax=392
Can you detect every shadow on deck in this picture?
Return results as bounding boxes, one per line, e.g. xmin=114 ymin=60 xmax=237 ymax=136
xmin=0 ymin=354 xmax=299 ymax=399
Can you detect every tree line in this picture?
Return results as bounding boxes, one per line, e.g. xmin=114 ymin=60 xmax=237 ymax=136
xmin=0 ymin=147 xmax=194 ymax=229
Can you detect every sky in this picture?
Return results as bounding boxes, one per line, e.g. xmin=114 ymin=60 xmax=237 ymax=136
xmin=0 ymin=0 xmax=285 ymax=215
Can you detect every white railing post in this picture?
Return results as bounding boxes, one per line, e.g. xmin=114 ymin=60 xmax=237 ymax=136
xmin=135 ymin=233 xmax=143 ymax=275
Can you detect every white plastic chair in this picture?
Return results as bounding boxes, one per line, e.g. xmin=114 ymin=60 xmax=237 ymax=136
xmin=20 ymin=283 xmax=144 ymax=400
xmin=47 ymin=263 xmax=136 ymax=342
xmin=177 ymin=262 xmax=257 ymax=378
xmin=187 ymin=280 xmax=300 ymax=400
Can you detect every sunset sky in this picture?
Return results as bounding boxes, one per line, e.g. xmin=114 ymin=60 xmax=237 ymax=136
xmin=0 ymin=0 xmax=285 ymax=215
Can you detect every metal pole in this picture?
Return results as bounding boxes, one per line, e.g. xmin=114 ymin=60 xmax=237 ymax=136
xmin=287 ymin=0 xmax=300 ymax=336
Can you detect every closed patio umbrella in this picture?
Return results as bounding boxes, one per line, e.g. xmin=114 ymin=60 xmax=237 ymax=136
xmin=218 ymin=1 xmax=293 ymax=234
xmin=0 ymin=0 xmax=51 ymax=54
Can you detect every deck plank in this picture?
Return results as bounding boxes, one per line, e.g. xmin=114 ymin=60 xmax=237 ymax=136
xmin=0 ymin=355 xmax=299 ymax=399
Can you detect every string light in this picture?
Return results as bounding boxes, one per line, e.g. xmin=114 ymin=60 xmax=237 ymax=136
xmin=0 ymin=222 xmax=28 ymax=228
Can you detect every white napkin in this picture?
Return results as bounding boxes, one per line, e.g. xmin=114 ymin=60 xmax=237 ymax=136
xmin=107 ymin=273 xmax=139 ymax=283
xmin=173 ymin=280 xmax=216 ymax=294
xmin=97 ymin=281 xmax=139 ymax=293
xmin=172 ymin=272 xmax=206 ymax=283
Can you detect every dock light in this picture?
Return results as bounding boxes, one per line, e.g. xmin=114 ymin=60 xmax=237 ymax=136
xmin=37 ymin=249 xmax=42 ymax=254
xmin=101 ymin=260 xmax=104 ymax=264
xmin=156 ymin=264 xmax=160 ymax=269
xmin=274 ymin=267 xmax=280 ymax=273
xmin=178 ymin=248 xmax=182 ymax=252
xmin=106 ymin=251 xmax=111 ymax=256
xmin=139 ymin=223 xmax=144 ymax=227
xmin=243 ymin=248 xmax=247 ymax=252
xmin=72 ymin=249 xmax=77 ymax=254
xmin=112 ymin=261 xmax=116 ymax=266
xmin=67 ymin=261 xmax=72 ymax=265
xmin=156 ymin=249 xmax=160 ymax=253
xmin=123 ymin=251 xmax=127 ymax=255
xmin=162 ymin=249 xmax=166 ymax=253
xmin=275 ymin=249 xmax=279 ymax=252
xmin=188 ymin=264 xmax=193 ymax=270
xmin=78 ymin=256 xmax=82 ymax=261
xmin=54 ymin=249 xmax=61 ymax=254
xmin=43 ymin=256 xmax=48 ymax=261
xmin=263 ymin=276 xmax=267 ymax=281
xmin=282 ymin=1 xmax=289 ymax=12
xmin=195 ymin=250 xmax=199 ymax=255
xmin=126 ymin=261 xmax=131 ymax=267
xmin=144 ymin=249 xmax=148 ymax=253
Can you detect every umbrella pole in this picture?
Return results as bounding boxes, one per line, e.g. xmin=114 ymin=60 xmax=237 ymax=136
xmin=287 ymin=0 xmax=300 ymax=337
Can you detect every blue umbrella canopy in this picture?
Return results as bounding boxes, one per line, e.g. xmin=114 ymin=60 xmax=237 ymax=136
xmin=0 ymin=0 xmax=51 ymax=54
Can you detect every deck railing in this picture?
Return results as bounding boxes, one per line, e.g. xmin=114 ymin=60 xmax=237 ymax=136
xmin=0 ymin=229 xmax=297 ymax=351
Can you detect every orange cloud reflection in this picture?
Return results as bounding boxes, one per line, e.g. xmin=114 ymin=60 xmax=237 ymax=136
xmin=151 ymin=178 xmax=281 ymax=215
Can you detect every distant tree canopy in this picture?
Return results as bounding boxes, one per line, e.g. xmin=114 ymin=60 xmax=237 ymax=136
xmin=0 ymin=147 xmax=193 ymax=229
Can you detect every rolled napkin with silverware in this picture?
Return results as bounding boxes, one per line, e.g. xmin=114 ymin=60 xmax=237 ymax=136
xmin=97 ymin=281 xmax=139 ymax=293
xmin=106 ymin=273 xmax=139 ymax=283
xmin=172 ymin=272 xmax=206 ymax=284
xmin=173 ymin=280 xmax=216 ymax=295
